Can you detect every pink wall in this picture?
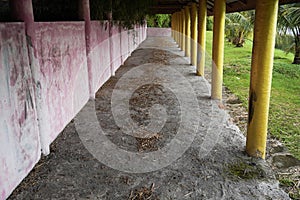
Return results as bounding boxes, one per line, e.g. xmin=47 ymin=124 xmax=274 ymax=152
xmin=110 ymin=23 xmax=122 ymax=75
xmin=0 ymin=21 xmax=147 ymax=200
xmin=88 ymin=21 xmax=111 ymax=95
xmin=88 ymin=22 xmax=147 ymax=95
xmin=120 ymin=28 xmax=130 ymax=64
xmin=0 ymin=23 xmax=40 ymax=200
xmin=34 ymin=22 xmax=90 ymax=154
xmin=147 ymin=27 xmax=171 ymax=37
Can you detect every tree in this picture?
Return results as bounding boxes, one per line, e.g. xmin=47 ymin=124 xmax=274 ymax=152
xmin=146 ymin=14 xmax=171 ymax=28
xmin=277 ymin=3 xmax=300 ymax=64
xmin=207 ymin=16 xmax=213 ymax=31
xmin=90 ymin=0 xmax=152 ymax=27
xmin=156 ymin=14 xmax=171 ymax=28
xmin=225 ymin=11 xmax=255 ymax=47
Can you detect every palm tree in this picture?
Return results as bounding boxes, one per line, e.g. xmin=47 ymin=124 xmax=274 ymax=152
xmin=225 ymin=11 xmax=255 ymax=47
xmin=277 ymin=3 xmax=300 ymax=64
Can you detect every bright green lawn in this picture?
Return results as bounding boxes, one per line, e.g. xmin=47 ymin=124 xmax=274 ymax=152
xmin=205 ymin=31 xmax=300 ymax=159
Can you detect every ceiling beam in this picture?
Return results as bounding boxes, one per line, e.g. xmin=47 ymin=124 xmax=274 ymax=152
xmin=150 ymin=0 xmax=299 ymax=15
xmin=207 ymin=0 xmax=214 ymax=8
xmin=238 ymin=0 xmax=247 ymax=6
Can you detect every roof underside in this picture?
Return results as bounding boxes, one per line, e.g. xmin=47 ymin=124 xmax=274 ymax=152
xmin=151 ymin=0 xmax=299 ymax=14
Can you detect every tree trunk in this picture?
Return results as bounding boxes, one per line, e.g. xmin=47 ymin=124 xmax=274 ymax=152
xmin=293 ymin=35 xmax=300 ymax=64
xmin=235 ymin=31 xmax=244 ymax=47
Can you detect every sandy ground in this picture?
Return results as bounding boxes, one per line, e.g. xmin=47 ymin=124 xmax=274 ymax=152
xmin=8 ymin=37 xmax=292 ymax=200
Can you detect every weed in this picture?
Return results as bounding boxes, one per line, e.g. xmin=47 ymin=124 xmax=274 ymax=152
xmin=227 ymin=161 xmax=266 ymax=180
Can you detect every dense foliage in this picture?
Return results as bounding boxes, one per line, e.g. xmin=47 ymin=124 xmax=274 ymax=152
xmin=147 ymin=14 xmax=171 ymax=28
xmin=206 ymin=16 xmax=213 ymax=31
xmin=91 ymin=0 xmax=152 ymax=28
xmin=277 ymin=3 xmax=300 ymax=64
xmin=225 ymin=11 xmax=255 ymax=47
xmin=33 ymin=0 xmax=153 ymax=27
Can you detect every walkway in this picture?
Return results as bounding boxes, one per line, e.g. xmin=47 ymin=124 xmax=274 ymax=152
xmin=9 ymin=37 xmax=289 ymax=199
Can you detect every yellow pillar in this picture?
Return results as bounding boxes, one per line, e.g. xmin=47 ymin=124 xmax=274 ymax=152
xmin=197 ymin=0 xmax=207 ymax=76
xmin=190 ymin=3 xmax=198 ymax=66
xmin=171 ymin=14 xmax=174 ymax=38
xmin=173 ymin=14 xmax=176 ymax=38
xmin=181 ymin=9 xmax=186 ymax=51
xmin=175 ymin=12 xmax=179 ymax=43
xmin=177 ymin=12 xmax=180 ymax=46
xmin=179 ymin=11 xmax=183 ymax=48
xmin=173 ymin=13 xmax=176 ymax=42
xmin=184 ymin=6 xmax=191 ymax=58
xmin=171 ymin=14 xmax=174 ymax=37
xmin=177 ymin=12 xmax=181 ymax=48
xmin=211 ymin=0 xmax=226 ymax=100
xmin=173 ymin=13 xmax=176 ymax=40
xmin=246 ymin=0 xmax=279 ymax=159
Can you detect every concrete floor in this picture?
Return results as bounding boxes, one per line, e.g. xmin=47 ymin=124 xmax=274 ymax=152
xmin=9 ymin=37 xmax=289 ymax=200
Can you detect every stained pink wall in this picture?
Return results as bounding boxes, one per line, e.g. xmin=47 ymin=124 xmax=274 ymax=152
xmin=88 ymin=22 xmax=147 ymax=95
xmin=120 ymin=25 xmax=143 ymax=64
xmin=0 ymin=21 xmax=147 ymax=200
xmin=88 ymin=21 xmax=111 ymax=95
xmin=34 ymin=22 xmax=90 ymax=154
xmin=147 ymin=27 xmax=171 ymax=37
xmin=120 ymin=27 xmax=130 ymax=64
xmin=110 ymin=23 xmax=122 ymax=75
xmin=0 ymin=23 xmax=40 ymax=200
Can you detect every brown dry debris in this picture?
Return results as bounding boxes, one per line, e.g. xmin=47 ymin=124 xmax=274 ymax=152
xmin=218 ymin=103 xmax=226 ymax=110
xmin=136 ymin=133 xmax=161 ymax=152
xmin=147 ymin=50 xmax=176 ymax=65
xmin=128 ymin=183 xmax=158 ymax=200
xmin=277 ymin=167 xmax=300 ymax=199
xmin=224 ymin=90 xmax=248 ymax=134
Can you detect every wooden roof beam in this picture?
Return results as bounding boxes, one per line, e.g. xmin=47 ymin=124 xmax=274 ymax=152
xmin=207 ymin=0 xmax=214 ymax=8
xmin=238 ymin=0 xmax=247 ymax=6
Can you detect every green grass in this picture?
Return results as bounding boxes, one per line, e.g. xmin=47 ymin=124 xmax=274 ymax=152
xmin=227 ymin=160 xmax=266 ymax=180
xmin=205 ymin=31 xmax=300 ymax=159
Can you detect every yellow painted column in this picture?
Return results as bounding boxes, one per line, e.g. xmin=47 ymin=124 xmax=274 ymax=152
xmin=181 ymin=9 xmax=186 ymax=51
xmin=197 ymin=0 xmax=207 ymax=76
xmin=246 ymin=0 xmax=279 ymax=159
xmin=173 ymin=13 xmax=176 ymax=39
xmin=178 ymin=12 xmax=181 ymax=48
xmin=184 ymin=6 xmax=191 ymax=58
xmin=177 ymin=12 xmax=180 ymax=46
xmin=171 ymin=14 xmax=174 ymax=38
xmin=211 ymin=0 xmax=226 ymax=100
xmin=175 ymin=12 xmax=179 ymax=44
xmin=179 ymin=11 xmax=183 ymax=48
xmin=175 ymin=12 xmax=179 ymax=43
xmin=190 ymin=3 xmax=198 ymax=66
xmin=173 ymin=13 xmax=176 ymax=40
xmin=173 ymin=13 xmax=176 ymax=42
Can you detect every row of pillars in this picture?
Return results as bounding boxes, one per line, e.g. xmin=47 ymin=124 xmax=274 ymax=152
xmin=171 ymin=0 xmax=279 ymax=159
